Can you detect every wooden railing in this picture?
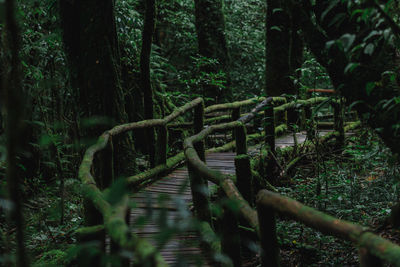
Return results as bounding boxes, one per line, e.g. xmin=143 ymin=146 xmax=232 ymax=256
xmin=77 ymin=98 xmax=205 ymax=266
xmin=256 ymin=190 xmax=400 ymax=267
xmin=182 ymin=97 xmax=400 ymax=267
xmin=76 ymin=93 xmax=400 ymax=266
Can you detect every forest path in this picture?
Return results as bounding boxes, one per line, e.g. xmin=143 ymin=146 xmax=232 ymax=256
xmin=129 ymin=131 xmax=332 ymax=265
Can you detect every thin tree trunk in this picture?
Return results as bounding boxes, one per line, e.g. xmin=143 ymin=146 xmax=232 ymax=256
xmin=194 ymin=0 xmax=231 ymax=103
xmin=3 ymin=0 xmax=29 ymax=266
xmin=140 ymin=0 xmax=157 ymax=167
xmin=265 ymin=0 xmax=294 ymax=96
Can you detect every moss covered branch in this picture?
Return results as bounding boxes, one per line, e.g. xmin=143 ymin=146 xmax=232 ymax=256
xmin=109 ymin=98 xmax=203 ymax=135
xmin=205 ymin=96 xmax=286 ymax=114
xmin=256 ymin=190 xmax=400 ymax=266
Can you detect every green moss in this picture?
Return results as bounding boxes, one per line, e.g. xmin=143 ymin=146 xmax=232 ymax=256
xmin=75 ymin=225 xmax=104 ymax=236
xmin=33 ymin=250 xmax=68 ymax=267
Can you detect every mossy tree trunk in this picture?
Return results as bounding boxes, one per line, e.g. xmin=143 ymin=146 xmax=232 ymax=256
xmin=140 ymin=0 xmax=157 ymax=167
xmin=3 ymin=0 xmax=29 ymax=266
xmin=265 ymin=0 xmax=293 ymax=96
xmin=292 ymin=0 xmax=400 ymax=155
xmin=265 ymin=0 xmax=303 ymax=97
xmin=60 ymin=0 xmax=132 ymax=253
xmin=194 ymin=0 xmax=231 ymax=103
xmin=60 ymin=0 xmax=127 ymax=134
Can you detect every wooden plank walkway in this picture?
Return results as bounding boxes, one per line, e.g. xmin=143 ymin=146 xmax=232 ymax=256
xmin=129 ymin=131 xmax=331 ymax=265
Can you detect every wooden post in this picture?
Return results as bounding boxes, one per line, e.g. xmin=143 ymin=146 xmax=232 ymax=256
xmin=256 ymin=196 xmax=280 ymax=267
xmin=148 ymin=127 xmax=157 ymax=168
xmin=110 ymin=210 xmax=131 ymax=266
xmin=333 ymin=98 xmax=344 ymax=147
xmin=231 ymin=107 xmax=241 ymax=149
xmin=100 ymin=136 xmax=114 ymax=189
xmin=219 ymin=189 xmax=242 ymax=267
xmin=83 ymin=136 xmax=113 ymax=257
xmin=235 ymin=155 xmax=253 ymax=205
xmin=304 ymin=106 xmax=315 ymax=140
xmin=359 ymin=247 xmax=383 ymax=267
xmin=235 ymin=124 xmax=247 ymax=155
xmin=76 ymin=225 xmax=106 ymax=266
xmin=232 ymin=107 xmax=241 ymax=122
xmin=81 ymin=200 xmax=105 ymax=266
xmin=194 ymin=101 xmax=205 ymax=161
xmin=264 ymin=103 xmax=275 ymax=153
xmin=189 ymin=101 xmax=212 ymax=224
xmin=155 ymin=125 xmax=168 ymax=165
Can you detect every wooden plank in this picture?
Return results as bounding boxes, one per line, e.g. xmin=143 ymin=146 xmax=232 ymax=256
xmin=129 ymin=131 xmax=333 ymax=265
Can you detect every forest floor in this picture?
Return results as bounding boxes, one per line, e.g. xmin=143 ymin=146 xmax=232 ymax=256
xmin=2 ymin=128 xmax=400 ymax=266
xmin=276 ymin=129 xmax=400 ymax=266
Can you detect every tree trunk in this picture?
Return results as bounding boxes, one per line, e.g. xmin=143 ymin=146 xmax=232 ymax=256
xmin=292 ymin=0 xmax=400 ymax=155
xmin=60 ymin=0 xmax=127 ymax=135
xmin=140 ymin=0 xmax=157 ymax=167
xmin=3 ymin=0 xmax=29 ymax=266
xmin=194 ymin=0 xmax=231 ymax=103
xmin=60 ymin=0 xmax=135 ymax=235
xmin=266 ymin=0 xmax=292 ymax=96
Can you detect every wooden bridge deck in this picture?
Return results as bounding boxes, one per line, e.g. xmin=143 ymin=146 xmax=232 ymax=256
xmin=129 ymin=131 xmax=331 ymax=265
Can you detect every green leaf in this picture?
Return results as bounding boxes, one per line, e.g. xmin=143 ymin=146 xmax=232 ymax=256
xmin=270 ymin=26 xmax=282 ymax=32
xmin=272 ymin=8 xmax=283 ymax=14
xmin=344 ymin=62 xmax=360 ymax=74
xmin=364 ymin=43 xmax=374 ymax=56
xmin=321 ymin=0 xmax=340 ymax=21
xmin=366 ymin=82 xmax=375 ymax=96
xmin=339 ymin=33 xmax=356 ymax=52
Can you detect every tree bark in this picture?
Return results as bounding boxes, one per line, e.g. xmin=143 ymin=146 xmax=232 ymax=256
xmin=292 ymin=0 xmax=400 ymax=155
xmin=60 ymin=0 xmax=133 ymax=238
xmin=140 ymin=0 xmax=157 ymax=167
xmin=3 ymin=0 xmax=29 ymax=265
xmin=194 ymin=0 xmax=231 ymax=103
xmin=60 ymin=0 xmax=127 ymax=136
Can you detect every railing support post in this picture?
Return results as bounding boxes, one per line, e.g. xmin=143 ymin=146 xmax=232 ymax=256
xmin=334 ymin=98 xmax=344 ymax=147
xmin=359 ymin=247 xmax=383 ymax=267
xmin=235 ymin=124 xmax=247 ymax=155
xmin=264 ymin=103 xmax=275 ymax=153
xmin=235 ymin=155 xmax=253 ymax=205
xmin=189 ymin=101 xmax=212 ymax=225
xmin=220 ymin=189 xmax=242 ymax=267
xmin=147 ymin=127 xmax=156 ymax=168
xmin=82 ymin=135 xmax=113 ymax=258
xmin=235 ymin=124 xmax=252 ymax=203
xmin=100 ymin=136 xmax=114 ymax=189
xmin=304 ymin=106 xmax=315 ymax=140
xmin=194 ymin=101 xmax=205 ymax=161
xmin=256 ymin=193 xmax=280 ymax=267
xmin=155 ymin=125 xmax=168 ymax=166
xmin=231 ymin=107 xmax=241 ymax=150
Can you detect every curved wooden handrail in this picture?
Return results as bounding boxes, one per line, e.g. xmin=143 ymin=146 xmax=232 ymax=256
xmin=78 ymin=97 xmax=204 ymax=266
xmin=204 ymin=96 xmax=286 ymax=114
xmin=182 ymin=96 xmax=400 ymax=266
xmin=307 ymin=88 xmax=336 ymax=94
xmin=78 ymin=94 xmax=380 ymax=266
xmin=256 ymin=190 xmax=400 ymax=267
xmin=183 ymin=96 xmax=329 ymax=235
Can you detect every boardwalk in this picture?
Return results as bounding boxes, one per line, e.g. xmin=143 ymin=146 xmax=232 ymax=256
xmin=129 ymin=131 xmax=331 ymax=265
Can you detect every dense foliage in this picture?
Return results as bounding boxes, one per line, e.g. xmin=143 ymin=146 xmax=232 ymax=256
xmin=1 ymin=0 xmax=400 ymax=266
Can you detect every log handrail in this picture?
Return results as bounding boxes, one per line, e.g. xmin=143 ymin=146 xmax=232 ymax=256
xmin=183 ymin=96 xmax=335 ymax=234
xmin=78 ymin=98 xmax=204 ymax=266
xmin=307 ymin=88 xmax=336 ymax=94
xmin=256 ymin=190 xmax=400 ymax=267
xmin=182 ymin=96 xmax=400 ymax=267
xmin=76 ymin=93 xmax=397 ymax=266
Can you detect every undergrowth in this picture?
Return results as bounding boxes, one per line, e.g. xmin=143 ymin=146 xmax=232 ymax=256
xmin=277 ymin=129 xmax=400 ymax=266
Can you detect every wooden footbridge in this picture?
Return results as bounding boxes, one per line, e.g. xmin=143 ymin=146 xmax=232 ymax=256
xmin=77 ymin=95 xmax=400 ymax=267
